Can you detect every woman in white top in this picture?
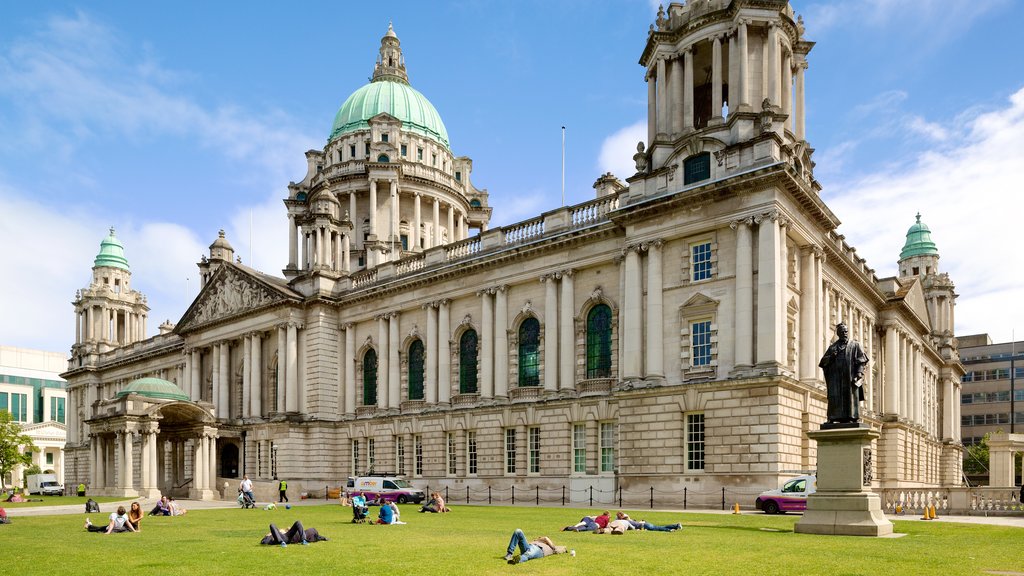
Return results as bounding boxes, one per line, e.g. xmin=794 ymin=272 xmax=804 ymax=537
xmin=85 ymin=506 xmax=137 ymax=534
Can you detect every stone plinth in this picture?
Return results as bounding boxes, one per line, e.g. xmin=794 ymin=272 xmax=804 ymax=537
xmin=794 ymin=426 xmax=893 ymax=537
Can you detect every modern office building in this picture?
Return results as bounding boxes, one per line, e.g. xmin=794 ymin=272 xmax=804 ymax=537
xmin=0 ymin=346 xmax=68 ymax=488
xmin=958 ymin=334 xmax=1024 ymax=445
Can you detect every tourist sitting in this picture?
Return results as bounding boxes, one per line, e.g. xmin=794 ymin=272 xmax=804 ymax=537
xmin=377 ymin=500 xmax=395 ymax=524
xmin=149 ymin=496 xmax=171 ymax=516
xmin=419 ymin=491 xmax=450 ymax=513
xmin=85 ymin=498 xmax=100 ymax=513
xmin=259 ymin=520 xmax=328 ymax=547
xmin=168 ymin=497 xmax=187 ymax=516
xmin=86 ymin=506 xmax=137 ymax=534
xmin=504 ymin=528 xmax=567 ymax=564
xmin=127 ymin=502 xmax=144 ymax=531
xmin=0 ymin=506 xmax=9 ymax=524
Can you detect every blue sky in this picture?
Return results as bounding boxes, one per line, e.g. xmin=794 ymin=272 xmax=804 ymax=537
xmin=1 ymin=0 xmax=1022 ymax=353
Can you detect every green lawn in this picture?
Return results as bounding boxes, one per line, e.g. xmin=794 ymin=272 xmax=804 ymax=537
xmin=2 ymin=504 xmax=1022 ymax=576
xmin=1 ymin=495 xmax=125 ymax=508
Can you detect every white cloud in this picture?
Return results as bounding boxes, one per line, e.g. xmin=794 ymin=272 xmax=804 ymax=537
xmin=597 ymin=120 xmax=645 ymax=183
xmin=824 ymin=86 xmax=1024 ymax=342
xmin=801 ymin=0 xmax=1008 ymax=37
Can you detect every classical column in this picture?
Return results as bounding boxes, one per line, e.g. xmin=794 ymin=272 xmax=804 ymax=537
xmin=795 ymin=61 xmax=806 ymax=140
xmin=344 ymin=323 xmax=356 ymax=415
xmin=89 ymin=436 xmax=97 ymax=489
xmin=480 ymin=290 xmax=494 ymax=398
xmin=378 ymin=316 xmax=389 ymax=410
xmin=767 ymin=23 xmax=779 ymax=106
xmin=432 ymin=199 xmax=441 ymax=247
xmin=75 ymin=311 xmax=81 ymax=344
xmin=288 ymin=214 xmax=296 ymax=268
xmin=193 ymin=437 xmax=204 ymax=491
xmin=277 ymin=326 xmax=286 ymax=413
xmin=737 ymin=20 xmax=749 ymax=108
xmin=456 ymin=213 xmax=464 ymax=241
xmin=647 ymin=71 xmax=657 ymax=146
xmin=884 ymin=325 xmax=898 ymax=415
xmin=342 ymin=233 xmax=351 ymax=273
xmin=389 ymin=179 xmax=398 ymax=246
xmin=413 ymin=192 xmax=422 ymax=250
xmin=670 ymin=56 xmax=683 ymax=136
xmin=558 ymin=270 xmax=576 ymax=389
xmin=447 ymin=205 xmax=455 ymax=244
xmin=426 ymin=305 xmax=438 ymax=404
xmin=349 ymin=191 xmax=357 ymax=227
xmin=300 ymin=229 xmax=309 ymax=270
xmin=656 ymin=57 xmax=667 ymax=135
xmin=211 ymin=344 xmax=221 ymax=414
xmin=183 ymin=351 xmax=193 ymax=400
xmin=494 ymin=286 xmax=509 ymax=398
xmin=251 ymin=332 xmax=262 ymax=418
xmin=242 ymin=335 xmax=251 ymax=418
xmin=286 ymin=323 xmax=298 ymax=413
xmin=683 ymin=49 xmax=694 ymax=131
xmin=913 ymin=344 xmax=922 ymax=425
xmin=623 ymin=246 xmax=643 ymax=379
xmin=733 ymin=219 xmax=754 ymax=369
xmin=438 ymin=300 xmax=451 ymax=403
xmin=646 ymin=243 xmax=667 ymax=379
xmin=782 ymin=50 xmax=793 ymax=132
xmin=799 ymin=247 xmax=818 ymax=380
xmin=756 ymin=211 xmax=783 ymax=367
xmin=207 ymin=434 xmax=217 ymax=492
xmin=942 ymin=377 xmax=954 ymax=440
xmin=712 ymin=35 xmax=723 ymax=120
xmin=388 ymin=313 xmax=400 ymax=409
xmin=543 ymin=275 xmax=559 ymax=391
xmin=369 ymin=180 xmax=378 ymax=237
xmin=318 ymin=226 xmax=327 ymax=268
xmin=122 ymin=431 xmax=133 ymax=491
xmin=900 ymin=334 xmax=910 ymax=419
xmin=139 ymin=431 xmax=150 ymax=492
xmin=219 ymin=342 xmax=230 ymax=419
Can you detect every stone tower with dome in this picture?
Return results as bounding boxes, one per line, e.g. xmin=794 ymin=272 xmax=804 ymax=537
xmin=63 ymin=4 xmax=965 ymax=504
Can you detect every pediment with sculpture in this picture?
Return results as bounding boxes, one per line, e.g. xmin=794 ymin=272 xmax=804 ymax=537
xmin=176 ymin=266 xmax=290 ymax=332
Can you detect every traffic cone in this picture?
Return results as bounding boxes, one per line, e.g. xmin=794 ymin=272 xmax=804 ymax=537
xmin=920 ymin=507 xmax=930 ymax=520
xmin=732 ymin=502 xmax=741 ymax=514
xmin=929 ymin=505 xmax=938 ymax=520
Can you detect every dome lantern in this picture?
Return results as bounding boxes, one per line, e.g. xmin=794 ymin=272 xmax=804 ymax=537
xmin=93 ymin=227 xmax=130 ymax=270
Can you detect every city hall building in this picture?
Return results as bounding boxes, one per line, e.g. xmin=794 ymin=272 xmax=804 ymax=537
xmin=62 ymin=0 xmax=964 ymax=502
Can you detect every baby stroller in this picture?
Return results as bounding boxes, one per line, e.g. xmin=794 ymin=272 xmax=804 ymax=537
xmin=351 ymin=495 xmax=369 ymax=523
xmin=238 ymin=488 xmax=257 ymax=509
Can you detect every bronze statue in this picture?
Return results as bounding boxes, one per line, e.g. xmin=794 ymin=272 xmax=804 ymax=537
xmin=818 ymin=323 xmax=869 ymax=426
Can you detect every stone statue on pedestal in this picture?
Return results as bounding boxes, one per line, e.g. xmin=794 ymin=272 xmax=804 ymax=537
xmin=818 ymin=323 xmax=869 ymax=427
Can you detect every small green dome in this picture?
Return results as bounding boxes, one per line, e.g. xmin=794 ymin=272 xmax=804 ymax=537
xmin=329 ymin=80 xmax=449 ymax=149
xmin=94 ymin=227 xmax=130 ymax=270
xmin=900 ymin=213 xmax=939 ymax=260
xmin=115 ymin=377 xmax=189 ymax=401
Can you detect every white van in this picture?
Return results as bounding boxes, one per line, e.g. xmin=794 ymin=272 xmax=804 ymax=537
xmin=349 ymin=476 xmax=425 ymax=504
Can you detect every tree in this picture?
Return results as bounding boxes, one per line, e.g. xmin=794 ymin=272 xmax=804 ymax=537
xmin=0 ymin=410 xmax=36 ymax=489
xmin=963 ymin=434 xmax=990 ymax=476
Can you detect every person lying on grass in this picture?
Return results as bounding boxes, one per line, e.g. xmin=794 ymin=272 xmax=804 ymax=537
xmin=259 ymin=521 xmax=329 ymax=547
xmin=603 ymin=511 xmax=682 ymax=533
xmin=562 ymin=510 xmax=610 ymax=532
xmin=504 ymin=528 xmax=567 ymax=564
xmin=85 ymin=506 xmax=137 ymax=534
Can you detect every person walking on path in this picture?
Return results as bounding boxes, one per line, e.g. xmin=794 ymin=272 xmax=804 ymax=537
xmin=278 ymin=479 xmax=289 ymax=503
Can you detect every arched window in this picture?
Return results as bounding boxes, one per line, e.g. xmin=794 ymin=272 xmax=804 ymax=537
xmin=518 ymin=318 xmax=541 ymax=387
xmin=363 ymin=349 xmax=378 ymax=406
xmin=459 ymin=330 xmax=478 ymax=394
xmin=586 ymin=304 xmax=613 ymax=379
xmin=295 ymin=192 xmax=307 ymax=202
xmin=683 ymin=152 xmax=711 ymax=185
xmin=469 ymin=199 xmax=481 ymax=208
xmin=377 ymin=154 xmax=390 ymax=163
xmin=408 ymin=340 xmax=425 ymax=401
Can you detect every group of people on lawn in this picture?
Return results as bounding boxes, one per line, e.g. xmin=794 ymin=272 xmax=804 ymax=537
xmin=84 ymin=496 xmax=189 ymax=534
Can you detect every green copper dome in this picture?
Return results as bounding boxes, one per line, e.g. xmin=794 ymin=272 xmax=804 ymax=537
xmin=93 ymin=227 xmax=130 ymax=270
xmin=900 ymin=213 xmax=939 ymax=260
xmin=115 ymin=377 xmax=189 ymax=401
xmin=329 ymin=80 xmax=450 ymax=149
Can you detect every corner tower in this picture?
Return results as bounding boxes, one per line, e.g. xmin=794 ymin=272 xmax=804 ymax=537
xmin=71 ymin=228 xmax=150 ymax=359
xmin=284 ymin=24 xmax=491 ymax=294
xmin=629 ymin=0 xmax=816 ymax=200
xmin=898 ymin=213 xmax=956 ymax=339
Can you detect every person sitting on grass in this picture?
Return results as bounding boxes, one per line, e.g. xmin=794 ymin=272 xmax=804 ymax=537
xmin=168 ymin=497 xmax=187 ymax=516
xmin=614 ymin=511 xmax=681 ymax=532
xmin=127 ymin=502 xmax=144 ymax=531
xmin=377 ymin=501 xmax=395 ymax=524
xmin=562 ymin=510 xmax=610 ymax=532
xmin=504 ymin=528 xmax=567 ymax=564
xmin=259 ymin=521 xmax=328 ymax=547
xmin=0 ymin=506 xmax=9 ymax=524
xmin=149 ymin=496 xmax=171 ymax=516
xmin=85 ymin=506 xmax=137 ymax=534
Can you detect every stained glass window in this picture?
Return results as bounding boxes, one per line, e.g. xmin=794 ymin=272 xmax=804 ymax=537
xmin=363 ymin=349 xmax=377 ymax=405
xmin=408 ymin=340 xmax=425 ymax=400
xmin=518 ymin=318 xmax=541 ymax=386
xmin=459 ymin=330 xmax=478 ymax=394
xmin=586 ymin=305 xmax=612 ymax=378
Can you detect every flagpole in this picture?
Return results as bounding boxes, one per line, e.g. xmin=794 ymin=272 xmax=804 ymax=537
xmin=561 ymin=126 xmax=566 ymax=207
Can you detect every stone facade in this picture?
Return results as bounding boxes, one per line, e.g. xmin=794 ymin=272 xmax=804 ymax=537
xmin=62 ymin=1 xmax=964 ymax=503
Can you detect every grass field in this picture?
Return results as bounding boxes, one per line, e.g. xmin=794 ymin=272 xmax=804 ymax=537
xmin=1 ymin=495 xmax=126 ymax=508
xmin=2 ymin=503 xmax=1023 ymax=576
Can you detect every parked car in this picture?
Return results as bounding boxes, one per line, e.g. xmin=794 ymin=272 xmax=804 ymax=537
xmin=755 ymin=475 xmax=816 ymax=514
xmin=348 ymin=476 xmax=425 ymax=504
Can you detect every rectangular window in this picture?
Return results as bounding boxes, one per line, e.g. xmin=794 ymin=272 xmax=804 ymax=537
xmin=599 ymin=422 xmax=616 ymax=473
xmin=365 ymin=143 xmax=371 ymax=157
xmin=691 ymin=242 xmax=712 ymax=281
xmin=10 ymin=393 xmax=27 ymax=422
xmin=686 ymin=413 xmax=706 ymax=471
xmin=691 ymin=320 xmax=713 ymax=366
xmin=350 ymin=145 xmax=356 ymax=159
xmin=447 ymin=432 xmax=457 ymax=475
xmin=368 ymin=438 xmax=375 ymax=473
xmin=396 ymin=436 xmax=406 ymax=476
xmin=455 ymin=171 xmax=462 ymax=182
xmin=401 ymin=144 xmax=407 ymax=156
xmin=50 ymin=397 xmax=65 ymax=423
xmin=0 ymin=392 xmax=8 ymax=413
xmin=528 ymin=427 xmax=541 ymax=474
xmin=467 ymin=431 xmax=478 ymax=475
xmin=414 ymin=435 xmax=423 ymax=476
xmin=573 ymin=424 xmax=586 ymax=473
xmin=417 ymin=148 xmax=423 ymax=161
xmin=351 ymin=439 xmax=360 ymax=474
xmin=381 ymin=133 xmax=388 ymax=143
xmin=432 ymin=153 xmax=437 ymax=166
xmin=505 ymin=428 xmax=517 ymax=474
xmin=46 ymin=452 xmax=53 ymax=465
xmin=683 ymin=152 xmax=711 ymax=184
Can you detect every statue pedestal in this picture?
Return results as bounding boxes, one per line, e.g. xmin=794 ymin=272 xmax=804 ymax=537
xmin=794 ymin=426 xmax=893 ymax=537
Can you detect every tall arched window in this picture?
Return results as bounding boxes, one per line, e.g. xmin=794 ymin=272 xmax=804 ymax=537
xmin=408 ymin=340 xmax=425 ymax=401
xmin=459 ymin=330 xmax=478 ymax=394
xmin=363 ymin=349 xmax=378 ymax=406
xmin=586 ymin=304 xmax=613 ymax=379
xmin=518 ymin=317 xmax=541 ymax=387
